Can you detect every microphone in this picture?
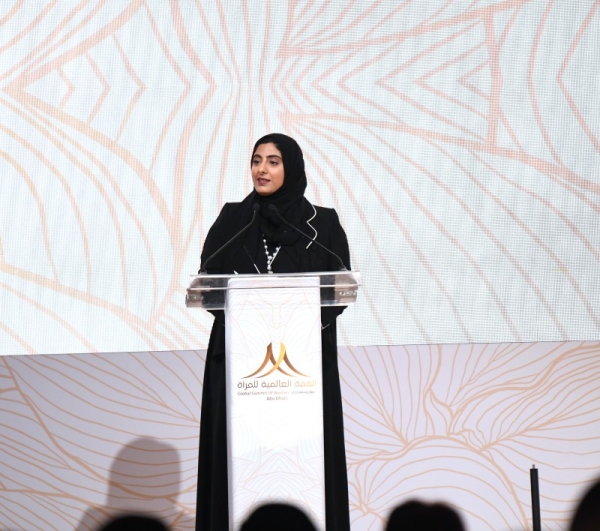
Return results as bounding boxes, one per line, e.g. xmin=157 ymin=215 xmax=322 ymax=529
xmin=268 ymin=204 xmax=348 ymax=271
xmin=200 ymin=204 xmax=260 ymax=273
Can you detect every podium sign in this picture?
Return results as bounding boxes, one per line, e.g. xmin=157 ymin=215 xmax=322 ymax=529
xmin=225 ymin=276 xmax=325 ymax=529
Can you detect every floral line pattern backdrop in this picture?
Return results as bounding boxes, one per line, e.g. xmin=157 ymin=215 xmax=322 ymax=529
xmin=2 ymin=1 xmax=600 ymax=355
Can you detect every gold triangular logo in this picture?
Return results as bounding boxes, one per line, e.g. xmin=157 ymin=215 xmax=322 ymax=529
xmin=243 ymin=343 xmax=308 ymax=378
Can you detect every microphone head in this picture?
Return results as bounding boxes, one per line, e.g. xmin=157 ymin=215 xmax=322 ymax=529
xmin=268 ymin=204 xmax=278 ymax=214
xmin=253 ymin=203 xmax=260 ymax=212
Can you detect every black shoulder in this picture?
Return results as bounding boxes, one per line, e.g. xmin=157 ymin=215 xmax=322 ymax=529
xmin=309 ymin=204 xmax=343 ymax=229
xmin=200 ymin=202 xmax=244 ymax=269
xmin=209 ymin=202 xmax=245 ymax=233
xmin=305 ymin=203 xmax=350 ymax=270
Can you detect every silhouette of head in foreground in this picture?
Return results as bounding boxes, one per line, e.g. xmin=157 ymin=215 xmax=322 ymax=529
xmin=570 ymin=478 xmax=600 ymax=531
xmin=98 ymin=514 xmax=169 ymax=531
xmin=386 ymin=500 xmax=465 ymax=531
xmin=240 ymin=503 xmax=317 ymax=531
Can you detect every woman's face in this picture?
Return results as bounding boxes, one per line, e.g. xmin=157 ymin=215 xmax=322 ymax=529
xmin=251 ymin=142 xmax=284 ymax=196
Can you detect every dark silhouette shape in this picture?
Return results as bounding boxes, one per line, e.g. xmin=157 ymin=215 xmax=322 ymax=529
xmin=99 ymin=514 xmax=170 ymax=531
xmin=240 ymin=503 xmax=317 ymax=531
xmin=570 ymin=478 xmax=600 ymax=531
xmin=386 ymin=499 xmax=465 ymax=531
xmin=76 ymin=438 xmax=194 ymax=530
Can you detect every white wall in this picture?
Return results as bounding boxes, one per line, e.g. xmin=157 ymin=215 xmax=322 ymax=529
xmin=2 ymin=342 xmax=600 ymax=530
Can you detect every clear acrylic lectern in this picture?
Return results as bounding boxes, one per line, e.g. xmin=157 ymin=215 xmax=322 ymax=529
xmin=187 ymin=271 xmax=360 ymax=530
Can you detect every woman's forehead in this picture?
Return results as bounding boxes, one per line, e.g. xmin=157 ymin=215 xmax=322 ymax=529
xmin=253 ymin=142 xmax=282 ymax=158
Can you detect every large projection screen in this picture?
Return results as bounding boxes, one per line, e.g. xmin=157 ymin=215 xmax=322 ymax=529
xmin=1 ymin=1 xmax=600 ymax=355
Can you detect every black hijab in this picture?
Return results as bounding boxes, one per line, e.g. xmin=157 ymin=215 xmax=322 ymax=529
xmin=241 ymin=133 xmax=308 ymax=246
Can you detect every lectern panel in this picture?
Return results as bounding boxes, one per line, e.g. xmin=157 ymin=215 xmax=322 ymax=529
xmin=225 ymin=276 xmax=325 ymax=530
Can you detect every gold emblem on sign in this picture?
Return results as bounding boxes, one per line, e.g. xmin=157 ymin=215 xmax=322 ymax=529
xmin=243 ymin=342 xmax=308 ymax=378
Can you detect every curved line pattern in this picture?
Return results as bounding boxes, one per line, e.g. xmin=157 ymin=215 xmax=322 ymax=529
xmin=4 ymin=342 xmax=597 ymax=529
xmin=2 ymin=0 xmax=600 ymax=355
xmin=2 ymin=4 xmax=600 ymax=527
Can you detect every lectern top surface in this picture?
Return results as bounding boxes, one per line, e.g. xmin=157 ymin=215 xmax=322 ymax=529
xmin=186 ymin=270 xmax=361 ymax=310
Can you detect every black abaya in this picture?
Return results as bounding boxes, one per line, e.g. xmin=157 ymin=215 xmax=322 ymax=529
xmin=195 ymin=201 xmax=351 ymax=531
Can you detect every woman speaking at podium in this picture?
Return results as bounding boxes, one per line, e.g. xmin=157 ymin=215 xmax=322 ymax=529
xmin=196 ymin=133 xmax=351 ymax=531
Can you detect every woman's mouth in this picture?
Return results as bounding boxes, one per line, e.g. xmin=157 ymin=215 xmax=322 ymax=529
xmin=257 ymin=178 xmax=270 ymax=186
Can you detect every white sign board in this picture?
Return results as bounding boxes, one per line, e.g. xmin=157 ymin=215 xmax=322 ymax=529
xmin=225 ymin=276 xmax=325 ymax=530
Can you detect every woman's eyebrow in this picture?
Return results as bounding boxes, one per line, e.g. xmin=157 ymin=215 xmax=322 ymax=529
xmin=252 ymin=154 xmax=281 ymax=160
